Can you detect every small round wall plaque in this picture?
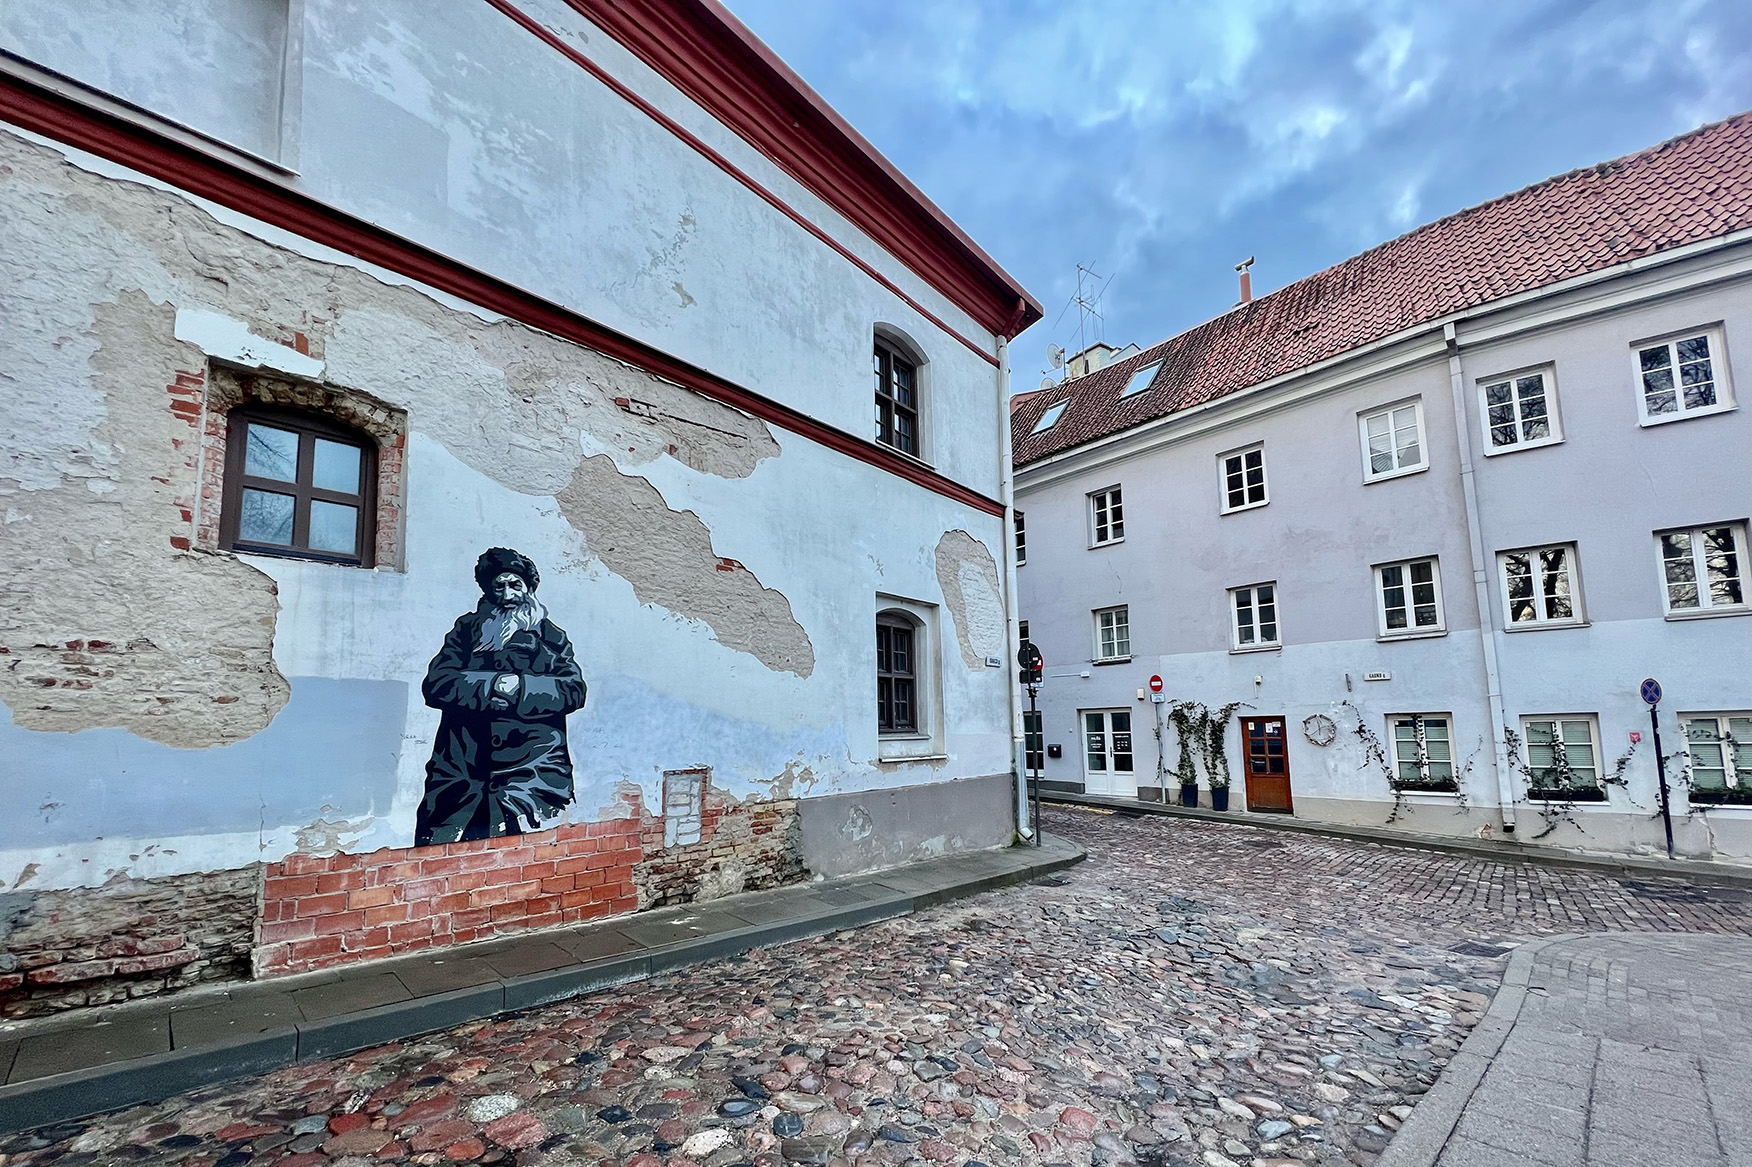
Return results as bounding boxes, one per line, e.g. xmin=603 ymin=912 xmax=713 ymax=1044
xmin=1303 ymin=713 xmax=1337 ymax=747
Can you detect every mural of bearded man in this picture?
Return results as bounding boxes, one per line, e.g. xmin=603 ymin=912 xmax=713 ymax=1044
xmin=416 ymin=547 xmax=587 ymax=845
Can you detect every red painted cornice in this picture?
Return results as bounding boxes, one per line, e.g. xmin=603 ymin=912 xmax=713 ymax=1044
xmin=560 ymin=0 xmax=1043 ymax=341
xmin=0 ymin=73 xmax=1005 ymax=517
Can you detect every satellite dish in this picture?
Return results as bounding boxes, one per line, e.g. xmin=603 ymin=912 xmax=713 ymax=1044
xmin=1040 ymin=376 xmax=1056 ymax=391
xmin=1048 ymin=344 xmax=1065 ymax=369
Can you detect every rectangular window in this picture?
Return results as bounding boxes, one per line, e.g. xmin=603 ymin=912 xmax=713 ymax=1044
xmin=1094 ymin=606 xmax=1130 ymax=660
xmin=1084 ymin=710 xmax=1134 ymax=773
xmin=1024 ymin=710 xmax=1045 ymax=773
xmin=1359 ymin=400 xmax=1427 ymax=481
xmin=1013 ymin=510 xmax=1026 ymax=565
xmin=1032 ymin=399 xmax=1068 ymax=433
xmin=1375 ymin=557 xmax=1445 ymax=636
xmin=1499 ymin=544 xmax=1582 ymax=627
xmin=223 ymin=409 xmax=377 ymax=567
xmin=1657 ymin=524 xmax=1747 ymax=614
xmin=1230 ymin=583 xmax=1280 ymax=649
xmin=1120 ymin=361 xmax=1163 ymax=398
xmin=1478 ymin=367 xmax=1561 ymax=453
xmin=1089 ymin=486 xmax=1124 ymax=546
xmin=876 ymin=615 xmax=917 ymax=735
xmin=1219 ymin=445 xmax=1268 ymax=512
xmin=662 ymin=768 xmax=706 ymax=847
xmin=873 ymin=341 xmax=920 ymax=457
xmin=1521 ymin=716 xmax=1602 ymax=797
xmin=1635 ymin=329 xmax=1734 ymax=423
xmin=1388 ymin=714 xmax=1456 ymax=791
xmin=1683 ymin=714 xmax=1752 ymax=803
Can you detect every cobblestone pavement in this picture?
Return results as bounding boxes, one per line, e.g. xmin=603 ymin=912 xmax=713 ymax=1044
xmin=4 ymin=806 xmax=1751 ymax=1167
xmin=1412 ymin=933 xmax=1752 ymax=1167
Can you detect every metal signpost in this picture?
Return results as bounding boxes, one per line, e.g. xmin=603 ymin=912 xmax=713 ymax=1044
xmin=1149 ymin=675 xmax=1167 ymax=803
xmin=1642 ymin=677 xmax=1675 ymax=859
xmin=1019 ymin=642 xmax=1044 ymax=846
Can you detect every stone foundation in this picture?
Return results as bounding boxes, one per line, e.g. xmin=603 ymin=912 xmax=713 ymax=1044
xmin=0 ymin=868 xmax=257 ymax=1019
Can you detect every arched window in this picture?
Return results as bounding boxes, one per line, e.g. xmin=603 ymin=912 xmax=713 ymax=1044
xmin=221 ymin=406 xmax=379 ymax=566
xmin=876 ymin=609 xmax=920 ymax=735
xmin=873 ymin=326 xmax=929 ymax=461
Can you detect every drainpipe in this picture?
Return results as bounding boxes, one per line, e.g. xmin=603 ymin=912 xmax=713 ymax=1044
xmin=1443 ymin=322 xmax=1516 ymax=833
xmin=996 ymin=334 xmax=1033 ymax=842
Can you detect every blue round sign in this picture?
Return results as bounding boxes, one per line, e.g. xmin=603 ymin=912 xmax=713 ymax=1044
xmin=1640 ymin=677 xmax=1662 ymax=705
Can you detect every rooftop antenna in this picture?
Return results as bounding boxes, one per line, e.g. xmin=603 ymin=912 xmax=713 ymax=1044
xmin=1071 ymin=262 xmax=1106 ymax=359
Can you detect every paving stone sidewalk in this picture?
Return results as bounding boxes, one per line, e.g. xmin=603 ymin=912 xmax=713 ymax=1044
xmin=1379 ymin=933 xmax=1752 ymax=1167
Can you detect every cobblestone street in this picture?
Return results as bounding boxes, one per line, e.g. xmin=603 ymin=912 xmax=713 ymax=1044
xmin=6 ymin=806 xmax=1752 ymax=1167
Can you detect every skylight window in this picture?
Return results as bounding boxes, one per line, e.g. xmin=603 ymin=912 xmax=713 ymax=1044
xmin=1032 ymin=400 xmax=1069 ymax=433
xmin=1120 ymin=362 xmax=1162 ymax=398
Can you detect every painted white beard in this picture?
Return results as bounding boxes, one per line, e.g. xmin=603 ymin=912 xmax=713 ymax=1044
xmin=477 ymin=597 xmax=546 ymax=652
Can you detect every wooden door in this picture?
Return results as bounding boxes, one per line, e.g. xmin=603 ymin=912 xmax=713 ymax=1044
xmin=1242 ymin=716 xmax=1292 ymax=812
xmin=1082 ymin=709 xmax=1136 ymax=797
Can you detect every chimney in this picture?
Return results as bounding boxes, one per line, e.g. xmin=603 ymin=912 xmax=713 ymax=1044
xmin=1235 ymin=256 xmax=1255 ymax=304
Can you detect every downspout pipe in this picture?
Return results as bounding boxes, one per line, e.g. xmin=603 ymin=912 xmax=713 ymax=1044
xmin=996 ymin=335 xmax=1033 ymax=841
xmin=1444 ymin=322 xmax=1517 ymax=832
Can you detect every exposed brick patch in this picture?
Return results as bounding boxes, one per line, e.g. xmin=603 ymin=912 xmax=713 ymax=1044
xmin=255 ymin=817 xmax=643 ymax=977
xmin=196 ymin=367 xmax=408 ymax=569
xmin=635 ymin=775 xmax=805 ymax=909
xmin=0 ymin=868 xmax=257 ymax=1019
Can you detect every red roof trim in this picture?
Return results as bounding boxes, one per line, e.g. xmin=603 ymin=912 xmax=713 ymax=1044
xmin=484 ymin=0 xmax=1000 ymax=369
xmin=1013 ymin=113 xmax=1752 ymax=467
xmin=0 ymin=73 xmax=1005 ymax=518
xmin=559 ymin=0 xmax=1042 ymax=340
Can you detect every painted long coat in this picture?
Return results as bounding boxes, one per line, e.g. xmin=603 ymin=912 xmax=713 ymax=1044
xmin=416 ymin=604 xmax=587 ymax=845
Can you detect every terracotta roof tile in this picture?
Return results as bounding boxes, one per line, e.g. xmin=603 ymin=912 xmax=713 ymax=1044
xmin=1013 ymin=113 xmax=1752 ymax=465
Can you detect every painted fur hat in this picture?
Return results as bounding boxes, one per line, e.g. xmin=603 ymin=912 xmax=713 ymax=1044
xmin=474 ymin=547 xmax=540 ymax=593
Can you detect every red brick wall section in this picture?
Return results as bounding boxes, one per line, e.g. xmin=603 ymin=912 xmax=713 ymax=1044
xmin=256 ymin=819 xmax=641 ymax=977
xmin=635 ymin=788 xmax=805 ymax=909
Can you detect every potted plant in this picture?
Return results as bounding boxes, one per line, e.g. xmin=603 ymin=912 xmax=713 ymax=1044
xmin=1206 ymin=707 xmax=1237 ymax=811
xmin=1210 ymin=777 xmax=1231 ymax=811
xmin=1169 ymin=703 xmax=1200 ymax=806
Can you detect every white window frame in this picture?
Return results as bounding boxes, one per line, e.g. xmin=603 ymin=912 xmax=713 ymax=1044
xmin=1229 ymin=582 xmax=1280 ymax=651
xmin=1093 ymin=605 xmax=1131 ymax=662
xmin=1656 ymin=523 xmax=1749 ymax=618
xmin=1374 ymin=556 xmax=1446 ymax=639
xmin=1386 ymin=713 xmax=1458 ymax=790
xmin=1218 ymin=443 xmax=1268 ymax=514
xmin=1681 ymin=713 xmax=1752 ymax=803
xmin=1498 ymin=543 xmax=1584 ymax=629
xmin=1088 ymin=485 xmax=1125 ymax=547
xmin=1358 ymin=398 xmax=1428 ymax=483
xmin=1013 ymin=509 xmax=1026 ymax=566
xmin=1632 ymin=325 xmax=1735 ymax=426
xmin=875 ymin=594 xmax=944 ymax=762
xmin=1032 ymin=400 xmax=1068 ymax=433
xmin=1476 ymin=364 xmax=1563 ymax=455
xmin=1119 ymin=361 xmax=1163 ymax=398
xmin=1519 ymin=715 xmax=1604 ymax=796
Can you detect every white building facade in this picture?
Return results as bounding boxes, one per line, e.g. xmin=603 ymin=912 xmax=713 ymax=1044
xmin=1013 ymin=117 xmax=1752 ymax=864
xmin=0 ymin=0 xmax=1040 ymax=1015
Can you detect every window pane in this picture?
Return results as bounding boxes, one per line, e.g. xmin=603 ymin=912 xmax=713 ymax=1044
xmin=1680 ymin=360 xmax=1716 ymax=410
xmin=1381 ymin=565 xmax=1407 ymax=629
xmin=245 ymin=423 xmax=299 ymax=482
xmin=1639 ymin=345 xmax=1672 ymax=372
xmin=1484 ymin=382 xmax=1512 ymax=407
xmin=1662 ymin=532 xmax=1699 ymax=609
xmin=308 ymin=500 xmax=357 ymax=555
xmin=1730 ymin=717 xmax=1752 ymax=778
xmin=1235 ymin=590 xmax=1255 ymax=644
xmin=1366 ymin=412 xmax=1394 ymax=473
xmin=1257 ymin=585 xmax=1277 ymax=641
xmin=1503 ymin=553 xmax=1534 ymax=622
xmin=1540 ymin=547 xmax=1572 ymax=620
xmin=1676 ymin=335 xmax=1710 ymax=363
xmin=311 ymin=438 xmax=361 ymax=494
xmin=238 ymin=488 xmax=295 ymax=545
xmin=1642 ymin=364 xmax=1676 ymax=413
xmin=1702 ymin=528 xmax=1743 ymax=606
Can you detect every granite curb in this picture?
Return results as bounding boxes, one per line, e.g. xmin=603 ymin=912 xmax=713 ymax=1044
xmin=1374 ymin=934 xmax=1583 ymax=1167
xmin=0 ymin=835 xmax=1084 ymax=1134
xmin=1043 ymin=790 xmax=1752 ymax=887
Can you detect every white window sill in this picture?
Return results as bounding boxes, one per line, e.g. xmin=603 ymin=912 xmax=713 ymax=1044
xmin=1089 ymin=539 xmax=1126 ymax=550
xmin=1638 ymin=403 xmax=1737 ymax=427
xmin=1664 ymin=607 xmax=1749 ymax=622
xmin=1091 ymin=656 xmax=1132 ymax=666
xmin=1376 ymin=629 xmax=1448 ymax=643
xmin=871 ymin=438 xmax=935 ymax=471
xmin=1503 ymin=620 xmax=1590 ymax=633
xmin=1362 ymin=463 xmax=1429 ymax=486
xmin=1685 ymin=801 xmax=1752 ymax=812
xmin=1220 ymin=500 xmax=1269 ymax=516
xmin=1393 ymin=789 xmax=1463 ymax=800
xmin=1481 ymin=436 xmax=1564 ymax=457
xmin=1229 ymin=643 xmax=1282 ymax=655
xmin=877 ymin=752 xmax=948 ymax=764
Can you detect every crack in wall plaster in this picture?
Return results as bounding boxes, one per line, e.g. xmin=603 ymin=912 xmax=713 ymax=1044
xmin=0 ymin=128 xmax=800 ymax=744
xmin=556 ymin=455 xmax=815 ymax=677
xmin=933 ymin=529 xmax=1005 ymax=671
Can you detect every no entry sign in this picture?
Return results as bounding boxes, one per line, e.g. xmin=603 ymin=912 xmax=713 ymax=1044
xmin=1148 ymin=675 xmax=1163 ymax=692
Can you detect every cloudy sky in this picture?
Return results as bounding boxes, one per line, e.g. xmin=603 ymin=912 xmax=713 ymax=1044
xmin=723 ymin=0 xmax=1751 ymax=384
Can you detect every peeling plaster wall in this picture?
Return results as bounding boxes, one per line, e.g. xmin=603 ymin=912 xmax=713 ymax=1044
xmin=0 ymin=126 xmax=1015 ymax=893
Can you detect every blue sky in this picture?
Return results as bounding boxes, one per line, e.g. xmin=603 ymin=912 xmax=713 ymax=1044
xmin=723 ymin=0 xmax=1751 ymax=386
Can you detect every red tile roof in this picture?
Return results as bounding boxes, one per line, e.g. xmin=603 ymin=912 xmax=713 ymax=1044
xmin=1013 ymin=112 xmax=1752 ymax=466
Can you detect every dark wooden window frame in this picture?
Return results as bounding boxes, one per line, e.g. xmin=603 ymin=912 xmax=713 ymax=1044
xmin=876 ymin=611 xmax=919 ymax=736
xmin=874 ymin=339 xmax=921 ymax=458
xmin=221 ymin=404 xmax=379 ymax=567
